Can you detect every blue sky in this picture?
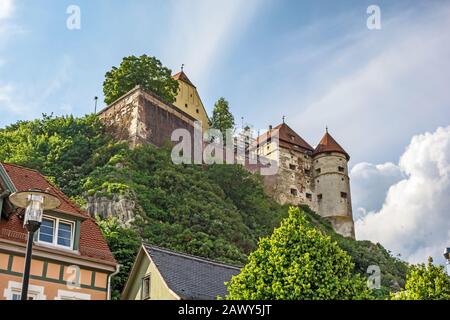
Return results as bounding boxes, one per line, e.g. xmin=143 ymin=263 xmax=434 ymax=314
xmin=1 ymin=0 xmax=450 ymax=263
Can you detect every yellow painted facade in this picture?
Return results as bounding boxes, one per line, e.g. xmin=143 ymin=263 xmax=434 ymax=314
xmin=121 ymin=247 xmax=179 ymax=300
xmin=0 ymin=252 xmax=110 ymax=300
xmin=173 ymin=74 xmax=210 ymax=130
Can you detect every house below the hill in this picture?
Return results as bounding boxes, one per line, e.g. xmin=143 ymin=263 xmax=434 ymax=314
xmin=0 ymin=163 xmax=118 ymax=300
xmin=121 ymin=244 xmax=241 ymax=300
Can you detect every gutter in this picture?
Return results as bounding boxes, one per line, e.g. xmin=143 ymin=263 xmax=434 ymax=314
xmin=107 ymin=264 xmax=121 ymax=300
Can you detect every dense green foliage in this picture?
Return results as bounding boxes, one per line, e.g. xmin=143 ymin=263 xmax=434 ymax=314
xmin=209 ymin=97 xmax=235 ymax=140
xmin=0 ymin=114 xmax=410 ymax=299
xmin=0 ymin=114 xmax=122 ymax=197
xmin=103 ymin=55 xmax=179 ymax=105
xmin=299 ymin=205 xmax=408 ymax=297
xmin=226 ymin=207 xmax=373 ymax=300
xmin=96 ymin=217 xmax=141 ymax=300
xmin=83 ymin=143 xmax=287 ymax=264
xmin=391 ymin=257 xmax=450 ymax=300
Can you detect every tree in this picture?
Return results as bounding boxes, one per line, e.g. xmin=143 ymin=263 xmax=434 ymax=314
xmin=0 ymin=114 xmax=120 ymax=197
xmin=209 ymin=97 xmax=235 ymax=139
xmin=103 ymin=55 xmax=179 ymax=105
xmin=225 ymin=207 xmax=373 ymax=300
xmin=96 ymin=217 xmax=141 ymax=300
xmin=391 ymin=257 xmax=450 ymax=300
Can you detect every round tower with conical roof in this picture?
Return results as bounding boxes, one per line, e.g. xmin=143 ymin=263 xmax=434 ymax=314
xmin=312 ymin=129 xmax=355 ymax=238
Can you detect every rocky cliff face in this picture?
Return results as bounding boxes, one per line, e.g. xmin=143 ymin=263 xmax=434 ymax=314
xmin=86 ymin=194 xmax=136 ymax=224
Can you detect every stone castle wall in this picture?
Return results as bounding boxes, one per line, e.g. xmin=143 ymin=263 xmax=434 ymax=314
xmin=98 ymin=86 xmax=196 ymax=148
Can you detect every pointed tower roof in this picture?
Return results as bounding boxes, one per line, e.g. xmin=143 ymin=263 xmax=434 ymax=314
xmin=313 ymin=130 xmax=350 ymax=160
xmin=257 ymin=123 xmax=314 ymax=152
xmin=172 ymin=71 xmax=196 ymax=88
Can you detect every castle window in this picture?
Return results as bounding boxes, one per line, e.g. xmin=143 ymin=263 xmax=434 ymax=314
xmin=316 ymin=168 xmax=321 ymax=174
xmin=317 ymin=180 xmax=319 ymax=183
xmin=341 ymin=192 xmax=347 ymax=199
xmin=196 ymin=109 xmax=199 ymax=113
xmin=289 ymin=164 xmax=296 ymax=170
xmin=341 ymin=177 xmax=344 ymax=181
xmin=304 ymin=169 xmax=310 ymax=175
xmin=317 ymin=194 xmax=323 ymax=201
xmin=185 ymin=103 xmax=188 ymax=108
xmin=290 ymin=189 xmax=298 ymax=196
xmin=306 ymin=193 xmax=312 ymax=200
xmin=338 ymin=166 xmax=345 ymax=172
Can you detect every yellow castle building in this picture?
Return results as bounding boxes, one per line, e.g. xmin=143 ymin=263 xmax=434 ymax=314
xmin=172 ymin=70 xmax=210 ymax=130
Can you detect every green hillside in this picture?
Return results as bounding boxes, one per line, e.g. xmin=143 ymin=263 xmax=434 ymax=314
xmin=0 ymin=114 xmax=407 ymax=298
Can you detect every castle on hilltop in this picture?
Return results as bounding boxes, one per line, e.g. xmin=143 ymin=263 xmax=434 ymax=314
xmin=97 ymin=70 xmax=355 ymax=238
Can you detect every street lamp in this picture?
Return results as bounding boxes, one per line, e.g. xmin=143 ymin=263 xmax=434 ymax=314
xmin=9 ymin=189 xmax=60 ymax=300
xmin=444 ymin=248 xmax=450 ymax=276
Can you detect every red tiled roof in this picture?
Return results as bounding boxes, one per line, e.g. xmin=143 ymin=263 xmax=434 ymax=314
xmin=256 ymin=123 xmax=314 ymax=152
xmin=0 ymin=163 xmax=116 ymax=264
xmin=172 ymin=71 xmax=196 ymax=88
xmin=313 ymin=131 xmax=350 ymax=160
xmin=2 ymin=163 xmax=87 ymax=218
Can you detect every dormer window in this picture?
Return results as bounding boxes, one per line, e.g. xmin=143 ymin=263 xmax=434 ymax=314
xmin=38 ymin=216 xmax=74 ymax=249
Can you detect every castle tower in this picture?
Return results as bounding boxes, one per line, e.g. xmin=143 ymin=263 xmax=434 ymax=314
xmin=172 ymin=70 xmax=210 ymax=130
xmin=312 ymin=130 xmax=355 ymax=238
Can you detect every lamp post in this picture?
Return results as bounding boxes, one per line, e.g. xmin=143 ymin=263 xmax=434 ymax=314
xmin=444 ymin=248 xmax=450 ymax=276
xmin=9 ymin=189 xmax=60 ymax=300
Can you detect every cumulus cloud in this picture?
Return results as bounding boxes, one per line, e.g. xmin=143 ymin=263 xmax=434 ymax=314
xmin=355 ymin=126 xmax=450 ymax=264
xmin=351 ymin=162 xmax=404 ymax=219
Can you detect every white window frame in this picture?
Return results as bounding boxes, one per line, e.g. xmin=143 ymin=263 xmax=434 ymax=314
xmin=3 ymin=281 xmax=46 ymax=300
xmin=54 ymin=289 xmax=91 ymax=300
xmin=37 ymin=215 xmax=75 ymax=250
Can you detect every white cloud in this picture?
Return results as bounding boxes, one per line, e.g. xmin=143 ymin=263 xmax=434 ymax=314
xmin=351 ymin=162 xmax=404 ymax=219
xmin=355 ymin=126 xmax=450 ymax=264
xmin=0 ymin=0 xmax=14 ymax=20
xmin=163 ymin=0 xmax=263 ymax=86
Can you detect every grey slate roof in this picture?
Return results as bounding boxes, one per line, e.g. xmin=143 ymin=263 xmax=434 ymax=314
xmin=143 ymin=244 xmax=241 ymax=300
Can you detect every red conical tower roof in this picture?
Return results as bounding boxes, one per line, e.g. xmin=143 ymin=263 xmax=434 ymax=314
xmin=313 ymin=130 xmax=350 ymax=160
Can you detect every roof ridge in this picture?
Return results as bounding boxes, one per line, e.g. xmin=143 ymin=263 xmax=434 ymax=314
xmin=1 ymin=162 xmax=88 ymax=217
xmin=144 ymin=244 xmax=242 ymax=270
xmin=1 ymin=162 xmax=42 ymax=174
